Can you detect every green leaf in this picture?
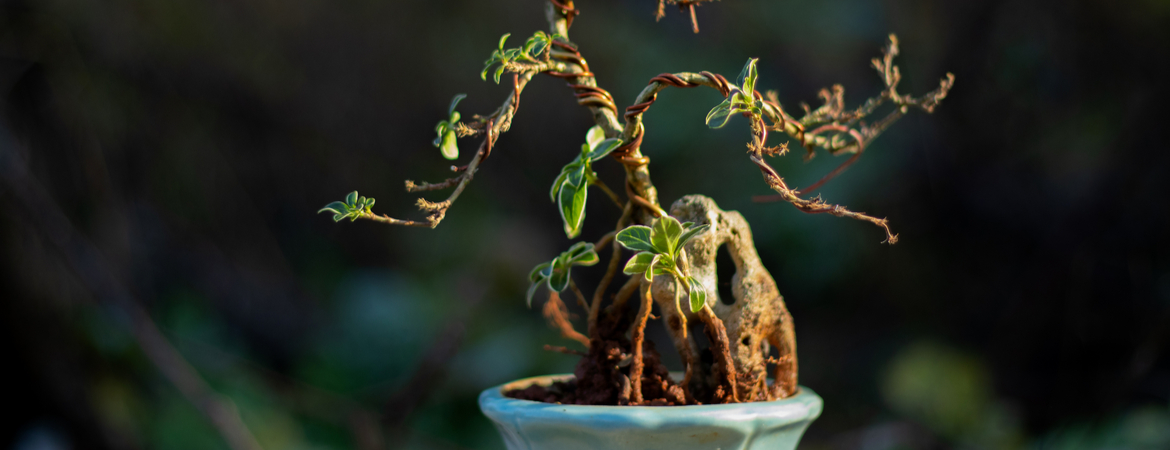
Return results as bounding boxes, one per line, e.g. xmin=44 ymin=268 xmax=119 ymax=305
xmin=497 ymin=33 xmax=511 ymax=51
xmin=318 ymin=202 xmax=349 ymax=215
xmin=558 ymin=181 xmax=588 ymax=239
xmin=738 ymin=58 xmax=759 ymax=96
xmin=530 ymin=40 xmax=547 ymax=58
xmin=493 ymin=65 xmax=506 ymax=84
xmin=616 ymin=225 xmax=655 ymax=252
xmin=480 ymin=66 xmax=490 ymax=81
xmin=345 ymin=191 xmax=358 ymax=207
xmin=548 ymin=257 xmax=570 ymax=292
xmin=645 ymin=254 xmax=662 ymax=281
xmin=549 ymin=170 xmax=569 ymax=202
xmin=332 ymin=213 xmax=345 ymax=222
xmin=363 ymin=197 xmax=375 ymax=208
xmin=687 ymin=276 xmax=707 ymax=313
xmin=440 ymin=130 xmax=459 ymax=160
xmin=651 ymin=257 xmax=673 ymax=275
xmin=449 ymin=111 xmax=461 ymax=124
xmin=705 ymin=100 xmax=735 ymax=129
xmin=676 ymin=223 xmax=711 ymax=255
xmin=565 ymin=241 xmax=591 ymax=259
xmin=569 ymin=243 xmax=600 ymax=266
xmin=585 ymin=125 xmax=605 ymax=149
xmin=434 ymin=121 xmax=451 ymax=149
xmin=587 ymin=138 xmax=623 ymax=162
xmin=623 ymin=251 xmax=656 ymax=275
xmin=652 ymin=215 xmax=684 ymax=255
xmin=526 ymin=281 xmax=544 ymax=308
xmin=529 ymin=261 xmax=552 ymax=283
xmin=564 ymin=163 xmax=587 ymax=188
xmin=448 ymin=93 xmax=466 ymax=116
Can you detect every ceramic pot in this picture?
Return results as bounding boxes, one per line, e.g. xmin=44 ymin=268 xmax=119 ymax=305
xmin=479 ymin=373 xmax=822 ymax=450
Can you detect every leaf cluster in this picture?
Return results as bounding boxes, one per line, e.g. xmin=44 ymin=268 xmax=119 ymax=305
xmin=481 ymin=31 xmax=563 ymax=84
xmin=526 ymin=242 xmax=600 ymax=306
xmin=706 ymin=58 xmax=763 ymax=129
xmin=318 ymin=191 xmax=375 ymax=222
xmin=549 ymin=126 xmax=622 ymax=238
xmin=616 ymin=216 xmax=710 ymax=312
xmin=433 ymin=94 xmax=466 ymax=160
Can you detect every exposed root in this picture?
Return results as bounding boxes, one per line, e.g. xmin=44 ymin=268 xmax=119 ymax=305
xmin=627 ymin=282 xmax=655 ymax=404
xmin=543 ymin=291 xmax=590 ymax=349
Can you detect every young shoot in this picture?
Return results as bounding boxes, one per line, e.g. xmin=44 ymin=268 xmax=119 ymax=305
xmin=616 ymin=215 xmax=710 ymax=313
xmin=706 ymin=58 xmax=763 ymax=129
xmin=549 ymin=125 xmax=623 ymax=238
xmin=481 ymin=31 xmax=564 ymax=84
xmin=526 ymin=241 xmax=600 ymax=307
xmin=318 ymin=191 xmax=376 ymax=222
xmin=433 ymin=94 xmax=466 ymax=160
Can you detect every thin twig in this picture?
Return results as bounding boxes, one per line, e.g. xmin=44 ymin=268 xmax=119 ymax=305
xmin=593 ymin=177 xmax=625 ymax=209
xmin=358 ymin=60 xmax=565 ymax=229
xmin=606 ymin=275 xmax=642 ymax=324
xmin=748 ymin=151 xmax=898 ymax=244
xmin=590 ymin=202 xmax=632 ymax=338
xmin=568 ymin=278 xmax=590 ymax=311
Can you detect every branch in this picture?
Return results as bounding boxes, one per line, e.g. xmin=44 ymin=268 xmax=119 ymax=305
xmin=589 ymin=202 xmax=633 ymax=339
xmin=748 ymin=149 xmax=898 ymax=244
xmin=359 ymin=59 xmax=567 ymax=229
xmin=656 ymin=1 xmax=721 ymax=33
xmin=753 ymin=34 xmax=954 ymax=189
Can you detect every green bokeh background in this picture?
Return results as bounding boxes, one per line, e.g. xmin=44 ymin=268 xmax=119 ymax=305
xmin=2 ymin=0 xmax=1167 ymax=449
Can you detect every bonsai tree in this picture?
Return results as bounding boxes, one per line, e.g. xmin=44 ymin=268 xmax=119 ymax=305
xmin=319 ymin=0 xmax=953 ymax=405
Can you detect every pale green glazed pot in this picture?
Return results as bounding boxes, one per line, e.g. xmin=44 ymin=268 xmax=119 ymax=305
xmin=479 ymin=373 xmax=822 ymax=450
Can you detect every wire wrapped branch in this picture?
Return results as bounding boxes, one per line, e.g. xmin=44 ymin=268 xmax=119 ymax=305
xmin=544 ymin=3 xmax=671 ymax=225
xmin=366 ymin=59 xmax=565 ymax=228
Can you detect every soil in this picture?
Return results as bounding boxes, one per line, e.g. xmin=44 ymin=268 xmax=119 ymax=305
xmin=504 ymin=303 xmax=702 ymax=406
xmin=505 ymin=336 xmax=687 ymax=405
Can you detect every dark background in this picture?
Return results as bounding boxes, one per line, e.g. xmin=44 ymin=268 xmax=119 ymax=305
xmin=2 ymin=0 xmax=1167 ymax=449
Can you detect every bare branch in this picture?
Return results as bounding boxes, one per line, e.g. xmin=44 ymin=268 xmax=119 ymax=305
xmin=748 ymin=150 xmax=898 ymax=244
xmin=354 ymin=59 xmax=569 ymax=229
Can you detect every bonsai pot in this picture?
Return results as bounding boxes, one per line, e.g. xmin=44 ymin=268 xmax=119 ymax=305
xmin=479 ymin=373 xmax=822 ymax=450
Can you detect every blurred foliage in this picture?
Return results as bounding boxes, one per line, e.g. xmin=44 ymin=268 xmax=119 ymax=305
xmin=1 ymin=0 xmax=1168 ymax=449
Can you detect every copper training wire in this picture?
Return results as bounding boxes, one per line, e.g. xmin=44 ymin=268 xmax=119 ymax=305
xmin=548 ymin=0 xmax=579 ymax=28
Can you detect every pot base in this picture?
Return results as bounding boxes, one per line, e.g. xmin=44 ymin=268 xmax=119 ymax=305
xmin=479 ymin=373 xmax=822 ymax=450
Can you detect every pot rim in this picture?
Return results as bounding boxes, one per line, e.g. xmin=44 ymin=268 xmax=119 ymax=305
xmin=479 ymin=373 xmax=822 ymax=426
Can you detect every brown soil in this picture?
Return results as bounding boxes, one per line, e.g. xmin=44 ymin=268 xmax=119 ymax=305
xmin=505 ymin=336 xmax=687 ymax=405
